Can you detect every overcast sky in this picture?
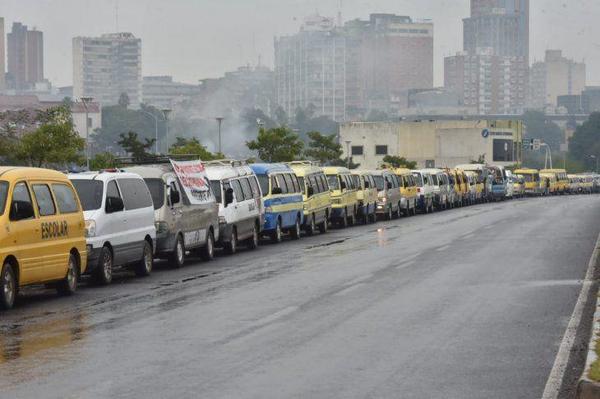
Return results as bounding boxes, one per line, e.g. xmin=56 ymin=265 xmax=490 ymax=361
xmin=2 ymin=0 xmax=599 ymax=87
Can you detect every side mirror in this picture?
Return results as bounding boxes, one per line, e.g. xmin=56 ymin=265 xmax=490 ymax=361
xmin=307 ymin=186 xmax=314 ymax=197
xmin=364 ymin=181 xmax=370 ymax=188
xmin=340 ymin=181 xmax=347 ymax=190
xmin=387 ymin=182 xmax=392 ymax=190
xmin=224 ymin=188 xmax=234 ymax=206
xmin=10 ymin=200 xmax=35 ymax=221
xmin=170 ymin=190 xmax=181 ymax=205
xmin=106 ymin=196 xmax=124 ymax=213
xmin=272 ymin=187 xmax=283 ymax=195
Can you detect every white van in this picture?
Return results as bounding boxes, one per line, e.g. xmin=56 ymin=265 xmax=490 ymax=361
xmin=69 ymin=171 xmax=156 ymax=284
xmin=411 ymin=170 xmax=435 ymax=213
xmin=206 ymin=161 xmax=264 ymax=254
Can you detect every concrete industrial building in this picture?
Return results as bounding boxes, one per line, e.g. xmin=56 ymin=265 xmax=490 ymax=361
xmin=142 ymin=76 xmax=202 ymax=109
xmin=530 ymin=50 xmax=586 ymax=109
xmin=6 ymin=22 xmax=44 ymax=92
xmin=340 ymin=118 xmax=523 ymax=169
xmin=73 ymin=33 xmax=142 ymax=106
xmin=0 ymin=18 xmax=5 ymax=92
xmin=274 ymin=13 xmax=433 ymax=121
xmin=445 ymin=0 xmax=529 ymax=115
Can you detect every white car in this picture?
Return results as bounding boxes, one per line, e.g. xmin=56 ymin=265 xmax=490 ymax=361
xmin=69 ymin=171 xmax=156 ymax=284
xmin=206 ymin=161 xmax=264 ymax=254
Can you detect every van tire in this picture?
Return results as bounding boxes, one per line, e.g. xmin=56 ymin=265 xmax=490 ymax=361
xmin=94 ymin=247 xmax=113 ymax=285
xmin=169 ymin=235 xmax=185 ymax=268
xmin=57 ymin=254 xmax=79 ymax=296
xmin=340 ymin=209 xmax=348 ymax=228
xmin=306 ymin=215 xmax=316 ymax=236
xmin=387 ymin=206 xmax=393 ymax=220
xmin=271 ymin=220 xmax=283 ymax=243
xmin=225 ymin=228 xmax=238 ymax=254
xmin=0 ymin=262 xmax=17 ymax=310
xmin=201 ymin=230 xmax=215 ymax=261
xmin=134 ymin=241 xmax=153 ymax=277
xmin=290 ymin=218 xmax=301 ymax=240
xmin=247 ymin=224 xmax=259 ymax=249
xmin=319 ymin=217 xmax=329 ymax=233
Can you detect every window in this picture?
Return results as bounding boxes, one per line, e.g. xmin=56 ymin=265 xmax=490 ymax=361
xmin=248 ymin=176 xmax=261 ymax=198
xmin=276 ymin=175 xmax=288 ymax=194
xmin=32 ymin=184 xmax=56 ymax=216
xmin=117 ymin=178 xmax=153 ymax=210
xmin=283 ymin=174 xmax=294 ymax=194
xmin=292 ymin=175 xmax=301 ymax=193
xmin=327 ymin=175 xmax=339 ymax=190
xmin=320 ymin=175 xmax=330 ymax=191
xmin=10 ymin=182 xmax=34 ymax=221
xmin=351 ymin=146 xmax=364 ymax=156
xmin=240 ymin=178 xmax=253 ymax=200
xmin=297 ymin=176 xmax=305 ymax=192
xmin=210 ymin=180 xmax=222 ymax=204
xmin=144 ymin=178 xmax=165 ymax=210
xmin=375 ymin=145 xmax=388 ymax=155
xmin=0 ymin=181 xmax=8 ymax=216
xmin=256 ymin=174 xmax=269 ymax=197
xmin=412 ymin=173 xmax=424 ymax=187
xmin=493 ymin=139 xmax=514 ymax=162
xmin=52 ymin=184 xmax=79 ymax=214
xmin=308 ymin=175 xmax=318 ymax=193
xmin=71 ymin=180 xmax=104 ymax=211
xmin=373 ymin=176 xmax=385 ymax=191
xmin=231 ymin=179 xmax=244 ymax=201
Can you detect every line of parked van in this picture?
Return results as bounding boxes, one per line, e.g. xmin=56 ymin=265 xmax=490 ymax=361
xmin=0 ymin=161 xmax=598 ymax=309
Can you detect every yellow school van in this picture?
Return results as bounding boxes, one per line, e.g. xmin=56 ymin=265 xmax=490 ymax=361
xmin=288 ymin=162 xmax=332 ymax=235
xmin=351 ymin=170 xmax=378 ymax=223
xmin=514 ymin=168 xmax=542 ymax=196
xmin=323 ymin=167 xmax=359 ymax=228
xmin=394 ymin=168 xmax=418 ymax=216
xmin=0 ymin=167 xmax=87 ymax=310
xmin=541 ymin=169 xmax=568 ymax=194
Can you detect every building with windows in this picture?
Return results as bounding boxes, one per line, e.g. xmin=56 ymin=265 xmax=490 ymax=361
xmin=339 ymin=118 xmax=523 ymax=169
xmin=0 ymin=18 xmax=5 ymax=92
xmin=73 ymin=33 xmax=142 ymax=106
xmin=6 ymin=22 xmax=44 ymax=91
xmin=142 ymin=76 xmax=202 ymax=109
xmin=530 ymin=50 xmax=586 ymax=109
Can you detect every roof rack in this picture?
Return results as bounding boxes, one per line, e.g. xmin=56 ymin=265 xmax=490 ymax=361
xmin=205 ymin=159 xmax=247 ymax=167
xmin=287 ymin=160 xmax=318 ymax=166
xmin=115 ymin=154 xmax=200 ymax=165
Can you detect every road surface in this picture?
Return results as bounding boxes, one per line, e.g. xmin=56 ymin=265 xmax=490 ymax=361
xmin=1 ymin=195 xmax=599 ymax=399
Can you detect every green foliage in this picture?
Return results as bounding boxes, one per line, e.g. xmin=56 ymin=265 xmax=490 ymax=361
xmin=169 ymin=137 xmax=222 ymax=160
xmin=470 ymin=154 xmax=486 ymax=164
xmin=90 ymin=152 xmax=118 ymax=170
xmin=14 ymin=108 xmax=84 ymax=167
xmin=522 ymin=110 xmax=564 ymax=152
xmin=246 ymin=127 xmax=304 ymax=162
xmin=304 ymin=131 xmax=343 ymax=165
xmin=118 ymin=131 xmax=156 ymax=162
xmin=294 ymin=106 xmax=339 ymax=141
xmin=382 ymin=155 xmax=417 ymax=169
xmin=330 ymin=157 xmax=361 ymax=170
xmin=569 ymin=112 xmax=600 ymax=172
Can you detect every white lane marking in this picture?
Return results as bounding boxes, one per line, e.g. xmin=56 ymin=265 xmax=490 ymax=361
xmin=462 ymin=233 xmax=475 ymax=239
xmin=334 ymin=283 xmax=366 ymax=296
xmin=250 ymin=306 xmax=299 ymax=329
xmin=345 ymin=273 xmax=373 ymax=286
xmin=541 ymin=232 xmax=600 ymax=399
xmin=396 ymin=260 xmax=416 ymax=270
xmin=437 ymin=245 xmax=451 ymax=252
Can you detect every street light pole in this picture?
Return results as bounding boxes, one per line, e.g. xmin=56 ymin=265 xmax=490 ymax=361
xmin=140 ymin=109 xmax=159 ymax=154
xmin=345 ymin=140 xmax=351 ymax=168
xmin=80 ymin=97 xmax=93 ymax=170
xmin=162 ymin=109 xmax=171 ymax=154
xmin=215 ymin=117 xmax=224 ymax=154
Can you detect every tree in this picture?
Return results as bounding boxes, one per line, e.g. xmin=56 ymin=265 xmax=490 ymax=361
xmin=330 ymin=157 xmax=361 ymax=170
xmin=118 ymin=92 xmax=130 ymax=109
xmin=90 ymin=152 xmax=118 ymax=170
xmin=14 ymin=110 xmax=84 ymax=167
xmin=246 ymin=127 xmax=304 ymax=162
xmin=274 ymin=106 xmax=288 ymax=126
xmin=470 ymin=154 xmax=486 ymax=164
xmin=569 ymin=112 xmax=600 ymax=171
xmin=382 ymin=155 xmax=417 ymax=169
xmin=169 ymin=137 xmax=221 ymax=160
xmin=118 ymin=131 xmax=155 ymax=162
xmin=304 ymin=131 xmax=343 ymax=165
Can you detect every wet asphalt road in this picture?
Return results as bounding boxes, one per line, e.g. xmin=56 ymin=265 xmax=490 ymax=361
xmin=1 ymin=195 xmax=599 ymax=399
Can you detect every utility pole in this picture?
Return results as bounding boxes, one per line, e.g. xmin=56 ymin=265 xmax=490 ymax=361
xmin=345 ymin=140 xmax=351 ymax=168
xmin=162 ymin=109 xmax=171 ymax=154
xmin=215 ymin=117 xmax=224 ymax=154
xmin=80 ymin=97 xmax=93 ymax=170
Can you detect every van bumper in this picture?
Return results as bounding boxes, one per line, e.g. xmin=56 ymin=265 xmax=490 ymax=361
xmin=156 ymin=233 xmax=176 ymax=255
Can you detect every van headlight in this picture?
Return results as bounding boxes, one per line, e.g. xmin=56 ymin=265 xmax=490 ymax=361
xmin=85 ymin=220 xmax=96 ymax=238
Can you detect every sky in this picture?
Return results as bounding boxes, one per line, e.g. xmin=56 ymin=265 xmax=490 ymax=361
xmin=1 ymin=0 xmax=599 ymax=87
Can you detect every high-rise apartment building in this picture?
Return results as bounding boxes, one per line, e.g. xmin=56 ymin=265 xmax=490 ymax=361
xmin=274 ymin=13 xmax=434 ymax=121
xmin=530 ymin=50 xmax=586 ymax=109
xmin=0 ymin=18 xmax=5 ymax=92
xmin=445 ymin=0 xmax=529 ymax=114
xmin=6 ymin=22 xmax=44 ymax=91
xmin=73 ymin=33 xmax=142 ymax=106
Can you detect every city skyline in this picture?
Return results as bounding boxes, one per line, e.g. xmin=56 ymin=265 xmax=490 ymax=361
xmin=0 ymin=0 xmax=598 ymax=88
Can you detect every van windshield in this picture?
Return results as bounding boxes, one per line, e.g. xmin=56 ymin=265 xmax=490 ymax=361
xmin=256 ymin=174 xmax=269 ymax=197
xmin=373 ymin=176 xmax=385 ymax=191
xmin=210 ymin=180 xmax=222 ymax=203
xmin=412 ymin=173 xmax=424 ymax=187
xmin=327 ymin=175 xmax=340 ymax=190
xmin=144 ymin=178 xmax=165 ymax=210
xmin=71 ymin=179 xmax=103 ymax=211
xmin=0 ymin=181 xmax=7 ymax=215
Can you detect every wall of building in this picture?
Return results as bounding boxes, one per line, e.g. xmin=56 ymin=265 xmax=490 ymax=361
xmin=0 ymin=18 xmax=5 ymax=92
xmin=340 ymin=119 xmax=522 ymax=169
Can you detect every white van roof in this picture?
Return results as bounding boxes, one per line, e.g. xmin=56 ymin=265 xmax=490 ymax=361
xmin=205 ymin=164 xmax=254 ymax=181
xmin=68 ymin=171 xmax=143 ymax=182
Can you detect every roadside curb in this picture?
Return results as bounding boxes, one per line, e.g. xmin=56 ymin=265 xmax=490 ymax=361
xmin=577 ymin=234 xmax=600 ymax=399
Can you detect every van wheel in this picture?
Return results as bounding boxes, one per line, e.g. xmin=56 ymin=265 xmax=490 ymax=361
xmin=169 ymin=235 xmax=185 ymax=268
xmin=247 ymin=224 xmax=259 ymax=250
xmin=94 ymin=247 xmax=113 ymax=285
xmin=290 ymin=218 xmax=301 ymax=240
xmin=319 ymin=216 xmax=329 ymax=233
xmin=225 ymin=228 xmax=238 ymax=254
xmin=340 ymin=209 xmax=348 ymax=228
xmin=271 ymin=220 xmax=283 ymax=243
xmin=134 ymin=241 xmax=153 ymax=277
xmin=306 ymin=215 xmax=316 ymax=236
xmin=0 ymin=262 xmax=17 ymax=310
xmin=387 ymin=206 xmax=393 ymax=220
xmin=201 ymin=230 xmax=215 ymax=261
xmin=57 ymin=254 xmax=79 ymax=296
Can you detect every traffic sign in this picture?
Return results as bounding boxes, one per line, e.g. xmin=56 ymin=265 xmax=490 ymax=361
xmin=533 ymin=139 xmax=541 ymax=151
